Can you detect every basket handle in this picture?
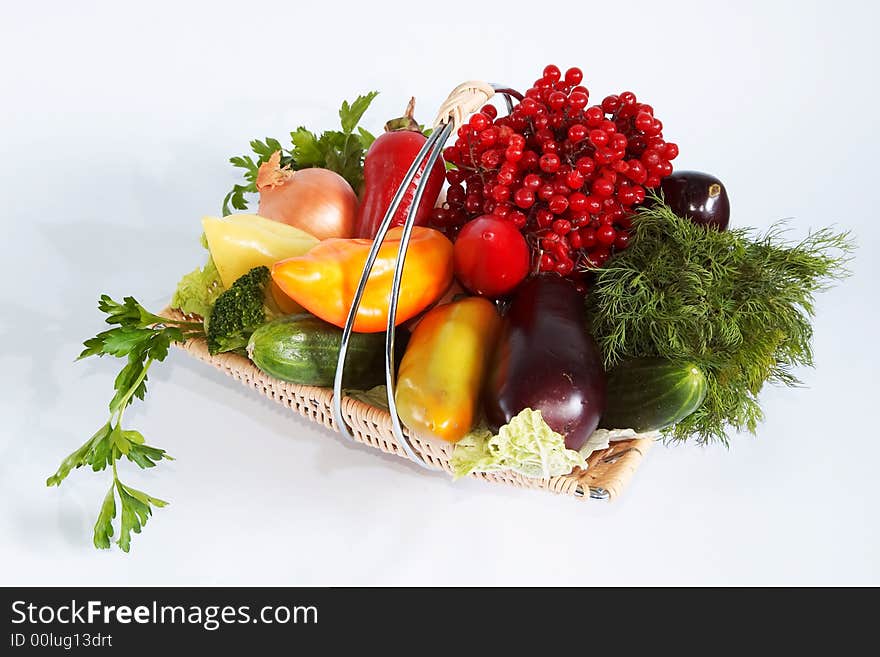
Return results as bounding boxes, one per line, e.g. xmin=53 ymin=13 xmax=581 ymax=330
xmin=332 ymin=81 xmax=522 ymax=469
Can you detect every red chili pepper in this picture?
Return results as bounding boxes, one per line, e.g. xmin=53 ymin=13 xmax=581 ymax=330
xmin=354 ymin=98 xmax=446 ymax=239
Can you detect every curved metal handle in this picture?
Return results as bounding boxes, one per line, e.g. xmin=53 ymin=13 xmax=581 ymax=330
xmin=333 ymin=81 xmax=522 ymax=469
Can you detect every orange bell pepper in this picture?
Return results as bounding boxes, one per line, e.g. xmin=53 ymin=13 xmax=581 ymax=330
xmin=394 ymin=297 xmax=502 ymax=442
xmin=271 ymin=226 xmax=454 ymax=333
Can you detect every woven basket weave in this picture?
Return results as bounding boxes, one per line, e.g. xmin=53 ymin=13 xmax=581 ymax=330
xmin=170 ymin=312 xmax=654 ymax=500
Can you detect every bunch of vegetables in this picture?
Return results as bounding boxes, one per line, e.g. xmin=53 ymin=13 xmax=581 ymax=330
xmin=52 ymin=66 xmax=854 ymax=552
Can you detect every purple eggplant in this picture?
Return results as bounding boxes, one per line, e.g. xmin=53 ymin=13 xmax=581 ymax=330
xmin=484 ymin=276 xmax=606 ymax=451
xmin=660 ymin=170 xmax=730 ymax=230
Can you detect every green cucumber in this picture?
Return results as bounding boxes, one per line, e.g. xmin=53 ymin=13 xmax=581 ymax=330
xmin=247 ymin=314 xmax=391 ymax=389
xmin=600 ymin=357 xmax=707 ymax=432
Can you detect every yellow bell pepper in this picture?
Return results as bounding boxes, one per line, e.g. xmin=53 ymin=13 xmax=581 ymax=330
xmin=202 ymin=214 xmax=319 ymax=288
xmin=394 ymin=297 xmax=501 ymax=442
xmin=271 ymin=226 xmax=453 ymax=333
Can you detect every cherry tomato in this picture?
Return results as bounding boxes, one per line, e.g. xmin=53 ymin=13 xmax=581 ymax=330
xmin=453 ymin=215 xmax=529 ymax=298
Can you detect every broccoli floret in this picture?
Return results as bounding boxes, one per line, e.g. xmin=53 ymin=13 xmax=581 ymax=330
xmin=205 ymin=266 xmax=277 ymax=354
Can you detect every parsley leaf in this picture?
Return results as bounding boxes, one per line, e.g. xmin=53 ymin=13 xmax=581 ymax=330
xmin=340 ymin=91 xmax=379 ymax=134
xmin=48 ymin=296 xmax=201 ymax=551
xmin=222 ymin=91 xmax=379 ymax=213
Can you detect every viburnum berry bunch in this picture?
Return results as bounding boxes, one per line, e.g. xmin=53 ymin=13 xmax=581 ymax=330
xmin=430 ymin=64 xmax=679 ymax=275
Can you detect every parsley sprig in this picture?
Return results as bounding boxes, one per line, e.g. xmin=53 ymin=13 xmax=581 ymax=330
xmin=47 ymin=297 xmax=204 ymax=552
xmin=222 ymin=92 xmax=378 ymax=215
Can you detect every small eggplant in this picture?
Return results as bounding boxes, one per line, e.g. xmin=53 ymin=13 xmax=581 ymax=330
xmin=484 ymin=276 xmax=607 ymax=451
xmin=660 ymin=170 xmax=730 ymax=230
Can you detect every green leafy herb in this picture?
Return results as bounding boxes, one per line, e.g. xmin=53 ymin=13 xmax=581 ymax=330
xmin=48 ymin=296 xmax=205 ymax=552
xmin=586 ymin=198 xmax=855 ymax=444
xmin=222 ymin=92 xmax=378 ymax=215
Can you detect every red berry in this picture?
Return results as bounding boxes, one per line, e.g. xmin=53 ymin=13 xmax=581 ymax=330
xmin=567 ymin=123 xmax=588 ymax=142
xmin=564 ymin=67 xmax=583 ymax=85
xmin=592 ymin=178 xmax=614 ymax=198
xmin=547 ymin=91 xmax=567 ymax=111
xmin=584 ymin=196 xmax=603 ymax=215
xmin=443 ymin=146 xmax=460 ymax=163
xmin=568 ymin=192 xmax=588 ymax=212
xmin=539 ymin=153 xmax=561 ymax=173
xmin=601 ymin=95 xmax=620 ymax=113
xmin=580 ymin=228 xmax=597 ymax=249
xmin=446 ymin=184 xmax=465 ymax=205
xmin=664 ymin=142 xmax=679 ymax=160
xmin=568 ymin=91 xmax=589 ymax=111
xmin=513 ymin=188 xmax=535 ymax=208
xmin=536 ymin=208 xmax=554 ymax=228
xmin=565 ymin=169 xmax=585 ymax=189
xmin=538 ymin=184 xmax=555 ymax=201
xmin=614 ymin=231 xmax=631 ymax=250
xmin=634 ymin=112 xmax=653 ymax=132
xmin=548 ymin=194 xmax=569 ymax=214
xmin=470 ymin=113 xmax=490 ymax=132
xmin=552 ymin=218 xmax=572 ymax=235
xmin=585 ymin=106 xmax=604 ymax=126
xmin=518 ymin=97 xmax=539 ymax=116
xmin=575 ymin=156 xmax=596 ymax=176
xmin=589 ymin=129 xmax=609 ymax=147
xmin=543 ymin=64 xmax=562 ymax=82
xmin=522 ymin=173 xmax=542 ymax=191
xmin=555 ymin=258 xmax=575 ymax=276
xmin=597 ymin=224 xmax=617 ymax=245
xmin=491 ymin=185 xmax=510 ymax=202
xmin=504 ymin=147 xmax=523 ymax=162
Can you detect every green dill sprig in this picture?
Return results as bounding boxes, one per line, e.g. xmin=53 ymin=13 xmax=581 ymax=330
xmin=222 ymin=92 xmax=378 ymax=215
xmin=586 ymin=197 xmax=854 ymax=444
xmin=47 ymin=296 xmax=205 ymax=552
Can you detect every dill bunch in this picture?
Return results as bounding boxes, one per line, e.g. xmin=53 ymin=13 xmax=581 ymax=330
xmin=585 ymin=199 xmax=854 ymax=444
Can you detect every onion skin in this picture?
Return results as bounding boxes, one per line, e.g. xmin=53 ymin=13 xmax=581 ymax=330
xmin=256 ymin=153 xmax=358 ymax=240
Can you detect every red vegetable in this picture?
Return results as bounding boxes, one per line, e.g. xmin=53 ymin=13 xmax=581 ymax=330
xmin=354 ymin=98 xmax=445 ymax=239
xmin=453 ymin=215 xmax=530 ymax=298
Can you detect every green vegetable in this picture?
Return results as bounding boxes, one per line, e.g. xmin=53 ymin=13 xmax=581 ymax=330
xmin=206 ymin=265 xmax=278 ymax=355
xmin=171 ymin=255 xmax=223 ymax=318
xmin=451 ymin=409 xmax=586 ymax=480
xmin=344 ymin=385 xmax=390 ymax=411
xmin=600 ymin=358 xmax=708 ymax=432
xmin=223 ymin=92 xmax=378 ymax=215
xmin=47 ymin=296 xmax=206 ymax=552
xmin=586 ymin=198 xmax=854 ymax=444
xmin=247 ymin=314 xmax=389 ymax=389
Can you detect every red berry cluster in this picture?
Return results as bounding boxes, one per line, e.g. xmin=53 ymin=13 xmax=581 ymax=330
xmin=430 ymin=64 xmax=679 ymax=274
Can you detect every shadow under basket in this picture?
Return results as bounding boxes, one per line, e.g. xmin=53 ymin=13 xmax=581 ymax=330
xmin=170 ymin=315 xmax=653 ymax=500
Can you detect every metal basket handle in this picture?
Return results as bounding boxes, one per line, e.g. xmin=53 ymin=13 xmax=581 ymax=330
xmin=332 ymin=81 xmax=522 ymax=468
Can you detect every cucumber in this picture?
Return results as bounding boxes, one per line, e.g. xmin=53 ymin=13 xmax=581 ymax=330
xmin=599 ymin=357 xmax=707 ymax=432
xmin=247 ymin=314 xmax=392 ymax=389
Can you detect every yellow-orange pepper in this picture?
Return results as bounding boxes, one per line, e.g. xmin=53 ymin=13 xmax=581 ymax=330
xmin=394 ymin=297 xmax=502 ymax=442
xmin=271 ymin=226 xmax=454 ymax=333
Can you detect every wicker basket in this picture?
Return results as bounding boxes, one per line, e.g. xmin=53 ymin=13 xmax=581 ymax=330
xmin=171 ymin=318 xmax=654 ymax=500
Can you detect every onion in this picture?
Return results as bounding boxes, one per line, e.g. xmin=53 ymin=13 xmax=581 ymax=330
xmin=256 ymin=151 xmax=357 ymax=240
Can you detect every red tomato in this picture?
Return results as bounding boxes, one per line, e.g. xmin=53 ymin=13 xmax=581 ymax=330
xmin=453 ymin=215 xmax=530 ymax=298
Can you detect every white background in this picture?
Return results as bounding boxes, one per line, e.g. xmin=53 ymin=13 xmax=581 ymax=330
xmin=1 ymin=0 xmax=878 ymax=586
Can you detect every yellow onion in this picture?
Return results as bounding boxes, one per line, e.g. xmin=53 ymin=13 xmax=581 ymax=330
xmin=256 ymin=151 xmax=357 ymax=240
